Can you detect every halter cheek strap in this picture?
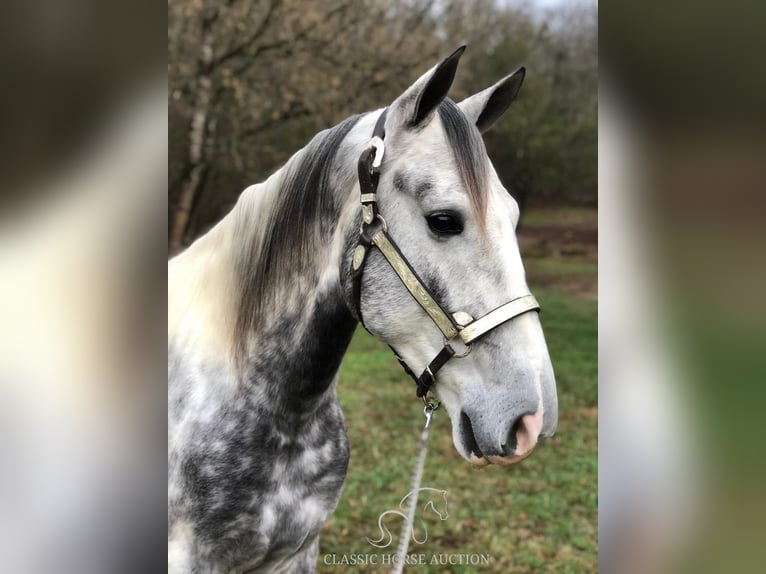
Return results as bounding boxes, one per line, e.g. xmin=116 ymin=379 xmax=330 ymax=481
xmin=350 ymin=108 xmax=541 ymax=401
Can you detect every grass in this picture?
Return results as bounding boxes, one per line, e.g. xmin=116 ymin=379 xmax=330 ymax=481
xmin=318 ymin=207 xmax=597 ymax=572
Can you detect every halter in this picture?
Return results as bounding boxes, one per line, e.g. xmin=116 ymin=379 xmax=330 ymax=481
xmin=350 ymin=109 xmax=541 ymax=403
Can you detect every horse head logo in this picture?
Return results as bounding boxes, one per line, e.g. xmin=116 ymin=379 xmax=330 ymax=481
xmin=366 ymin=488 xmax=449 ymax=548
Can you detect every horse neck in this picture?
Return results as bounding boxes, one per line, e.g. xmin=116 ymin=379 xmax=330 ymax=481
xmin=232 ymin=171 xmax=360 ymax=413
xmin=171 ymin=113 xmax=378 ymax=413
xmin=197 ymin=130 xmax=374 ymax=417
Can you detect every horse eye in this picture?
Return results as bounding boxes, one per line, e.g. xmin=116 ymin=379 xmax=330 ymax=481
xmin=426 ymin=212 xmax=463 ymax=235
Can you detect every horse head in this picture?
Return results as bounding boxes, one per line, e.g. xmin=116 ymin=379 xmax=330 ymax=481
xmin=345 ymin=48 xmax=558 ymax=466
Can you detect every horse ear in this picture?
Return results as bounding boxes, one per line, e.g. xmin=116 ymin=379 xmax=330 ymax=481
xmin=457 ymin=67 xmax=525 ymax=133
xmin=391 ymin=46 xmax=466 ymax=128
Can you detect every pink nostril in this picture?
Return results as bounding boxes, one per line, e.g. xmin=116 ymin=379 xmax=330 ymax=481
xmin=514 ymin=412 xmax=543 ymax=456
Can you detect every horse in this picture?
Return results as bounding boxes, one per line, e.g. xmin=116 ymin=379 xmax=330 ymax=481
xmin=168 ymin=46 xmax=558 ymax=573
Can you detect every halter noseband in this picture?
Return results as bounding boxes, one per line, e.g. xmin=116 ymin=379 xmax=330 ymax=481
xmin=350 ymin=109 xmax=541 ymax=401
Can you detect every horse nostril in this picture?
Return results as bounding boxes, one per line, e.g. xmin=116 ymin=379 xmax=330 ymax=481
xmin=502 ymin=417 xmax=523 ymax=454
xmin=460 ymin=411 xmax=482 ymax=458
xmin=502 ymin=412 xmax=543 ymax=456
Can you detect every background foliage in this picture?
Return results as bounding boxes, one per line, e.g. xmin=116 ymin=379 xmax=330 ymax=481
xmin=168 ymin=0 xmax=597 ymax=250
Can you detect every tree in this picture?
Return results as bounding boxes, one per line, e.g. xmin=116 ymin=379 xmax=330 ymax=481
xmin=168 ymin=0 xmax=441 ymax=253
xmin=168 ymin=0 xmax=598 ymax=250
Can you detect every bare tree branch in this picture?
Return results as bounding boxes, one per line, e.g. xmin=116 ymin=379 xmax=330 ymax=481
xmin=212 ymin=0 xmax=282 ymax=70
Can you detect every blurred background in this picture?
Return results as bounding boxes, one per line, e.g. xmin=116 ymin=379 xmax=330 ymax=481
xmin=600 ymin=1 xmax=766 ymax=573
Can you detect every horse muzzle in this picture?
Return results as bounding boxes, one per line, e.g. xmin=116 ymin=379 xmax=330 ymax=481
xmin=458 ymin=409 xmax=545 ymax=466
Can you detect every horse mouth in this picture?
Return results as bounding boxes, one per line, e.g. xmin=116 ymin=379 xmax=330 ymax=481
xmin=468 ymin=450 xmax=534 ymax=467
xmin=467 ymin=450 xmax=534 ymax=467
xmin=487 ymin=451 xmax=534 ymax=465
xmin=469 ymin=453 xmax=491 ymax=467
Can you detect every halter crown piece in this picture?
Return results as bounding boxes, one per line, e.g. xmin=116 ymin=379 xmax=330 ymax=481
xmin=350 ymin=109 xmax=541 ymax=403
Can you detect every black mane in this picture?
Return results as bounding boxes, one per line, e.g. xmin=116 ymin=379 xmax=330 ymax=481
xmin=233 ymin=113 xmax=364 ymax=360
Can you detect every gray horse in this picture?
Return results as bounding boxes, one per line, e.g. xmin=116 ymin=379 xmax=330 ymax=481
xmin=168 ymin=47 xmax=557 ymax=573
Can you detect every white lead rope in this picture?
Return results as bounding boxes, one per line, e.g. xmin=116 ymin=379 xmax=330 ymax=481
xmin=391 ymin=406 xmax=434 ymax=574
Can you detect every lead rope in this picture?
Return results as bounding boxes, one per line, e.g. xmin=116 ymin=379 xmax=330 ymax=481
xmin=391 ymin=401 xmax=438 ymax=574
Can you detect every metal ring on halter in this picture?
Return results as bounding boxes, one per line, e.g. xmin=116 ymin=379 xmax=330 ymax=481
xmin=444 ymin=335 xmax=472 ymax=358
xmin=422 ymin=394 xmax=440 ymax=412
xmin=360 ymin=213 xmax=388 ymax=234
xmin=374 ymin=214 xmax=387 ymax=231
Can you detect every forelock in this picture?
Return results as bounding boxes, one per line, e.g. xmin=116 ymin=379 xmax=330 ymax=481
xmin=436 ymin=98 xmax=489 ymax=228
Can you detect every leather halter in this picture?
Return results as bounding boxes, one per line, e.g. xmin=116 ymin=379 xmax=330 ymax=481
xmin=350 ymin=109 xmax=541 ymax=400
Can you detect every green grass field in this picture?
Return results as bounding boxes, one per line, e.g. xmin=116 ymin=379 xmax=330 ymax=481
xmin=318 ymin=208 xmax=597 ymax=572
